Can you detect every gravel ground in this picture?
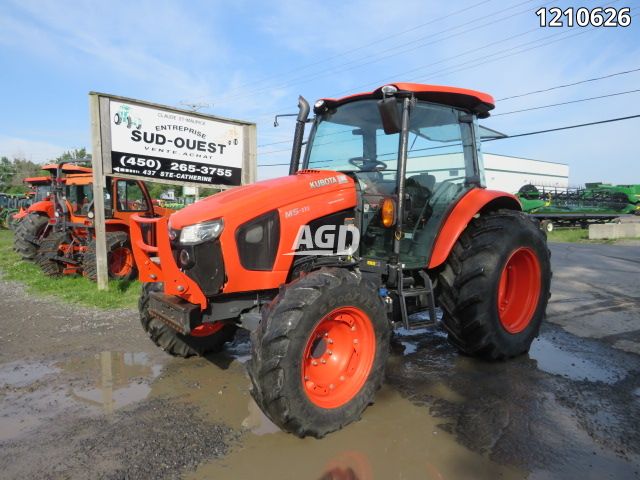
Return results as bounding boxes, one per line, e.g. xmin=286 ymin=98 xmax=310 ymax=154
xmin=0 ymin=241 xmax=639 ymax=479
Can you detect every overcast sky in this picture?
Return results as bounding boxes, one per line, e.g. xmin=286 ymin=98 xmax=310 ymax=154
xmin=0 ymin=0 xmax=638 ymax=186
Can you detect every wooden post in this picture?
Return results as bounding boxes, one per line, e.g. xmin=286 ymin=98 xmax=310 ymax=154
xmin=89 ymin=93 xmax=109 ymax=290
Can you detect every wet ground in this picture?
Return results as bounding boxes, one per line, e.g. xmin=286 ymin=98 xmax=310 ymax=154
xmin=0 ymin=241 xmax=639 ymax=479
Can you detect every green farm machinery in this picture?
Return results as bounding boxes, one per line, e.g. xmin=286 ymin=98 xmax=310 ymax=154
xmin=517 ymin=183 xmax=640 ymax=232
xmin=0 ymin=194 xmax=33 ymax=230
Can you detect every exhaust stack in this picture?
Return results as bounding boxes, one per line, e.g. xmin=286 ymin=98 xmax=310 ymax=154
xmin=289 ymin=96 xmax=310 ymax=175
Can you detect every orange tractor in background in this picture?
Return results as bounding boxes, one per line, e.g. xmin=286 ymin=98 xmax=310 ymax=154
xmin=130 ymin=83 xmax=552 ymax=438
xmin=34 ymin=165 xmax=173 ymax=281
xmin=14 ymin=163 xmax=92 ymax=259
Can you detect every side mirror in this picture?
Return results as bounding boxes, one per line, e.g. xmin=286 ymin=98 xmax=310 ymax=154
xmin=377 ymin=98 xmax=402 ymax=134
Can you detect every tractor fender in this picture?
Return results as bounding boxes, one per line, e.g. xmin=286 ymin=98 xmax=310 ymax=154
xmin=428 ymin=189 xmax=521 ymax=269
xmin=26 ymin=200 xmax=54 ymax=218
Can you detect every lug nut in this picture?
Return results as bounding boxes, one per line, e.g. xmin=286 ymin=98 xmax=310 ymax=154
xmin=324 ymin=332 xmax=329 ymax=337
xmin=327 ymin=350 xmax=333 ymax=356
xmin=328 ymin=339 xmax=334 ymax=344
xmin=339 ymin=375 xmax=345 ymax=382
xmin=150 ymin=274 xmax=157 ymax=280
xmin=177 ymin=285 xmax=185 ymax=292
xmin=329 ymin=384 xmax=335 ymax=390
xmin=304 ymin=376 xmax=309 ymax=380
xmin=312 ymin=360 xmax=318 ymax=366
xmin=321 ymin=359 xmax=327 ymax=364
xmin=351 ymin=326 xmax=356 ymax=331
xmin=353 ymin=339 xmax=359 ymax=345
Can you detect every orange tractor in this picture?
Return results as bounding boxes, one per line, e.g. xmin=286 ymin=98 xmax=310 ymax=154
xmin=34 ymin=165 xmax=172 ymax=280
xmin=14 ymin=163 xmax=92 ymax=260
xmin=130 ymin=83 xmax=551 ymax=437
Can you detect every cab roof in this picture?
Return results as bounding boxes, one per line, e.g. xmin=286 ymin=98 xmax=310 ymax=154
xmin=318 ymin=83 xmax=495 ymax=118
xmin=41 ymin=163 xmax=93 ymax=174
xmin=23 ymin=176 xmax=51 ymax=185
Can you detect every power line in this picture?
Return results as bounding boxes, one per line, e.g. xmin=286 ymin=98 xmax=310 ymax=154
xmin=493 ymin=89 xmax=640 ymax=116
xmin=485 ymin=114 xmax=640 ymax=141
xmin=496 ymin=66 xmax=640 ymax=101
xmin=258 ymin=162 xmax=290 ymax=167
xmin=257 ymin=65 xmax=640 ymax=143
xmin=258 ymin=114 xmax=640 ymax=166
xmin=193 ymin=0 xmax=494 ymax=104
xmin=254 ymin=1 xmax=623 ymax=120
xmin=215 ymin=0 xmax=538 ymax=106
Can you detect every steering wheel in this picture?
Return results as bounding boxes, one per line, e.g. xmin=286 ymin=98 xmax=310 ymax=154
xmin=348 ymin=157 xmax=387 ymax=172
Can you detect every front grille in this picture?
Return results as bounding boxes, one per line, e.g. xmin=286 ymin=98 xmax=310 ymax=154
xmin=173 ymin=238 xmax=225 ymax=296
xmin=236 ymin=211 xmax=280 ymax=271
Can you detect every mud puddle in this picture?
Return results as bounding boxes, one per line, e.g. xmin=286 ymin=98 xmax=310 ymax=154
xmin=0 ymin=351 xmax=164 ymax=441
xmin=529 ymin=336 xmax=627 ymax=383
xmin=156 ymin=345 xmax=522 ymax=480
xmin=157 ymin=324 xmax=640 ymax=479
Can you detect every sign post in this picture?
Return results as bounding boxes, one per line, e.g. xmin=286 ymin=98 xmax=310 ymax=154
xmin=89 ymin=94 xmax=110 ymax=290
xmin=89 ymin=92 xmax=256 ymax=290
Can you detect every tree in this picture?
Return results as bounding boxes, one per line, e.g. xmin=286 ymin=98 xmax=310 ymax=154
xmin=55 ymin=148 xmax=91 ymax=164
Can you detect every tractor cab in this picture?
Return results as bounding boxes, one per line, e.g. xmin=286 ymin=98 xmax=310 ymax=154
xmin=300 ymin=84 xmax=495 ymax=269
xmin=23 ymin=176 xmax=53 ymax=202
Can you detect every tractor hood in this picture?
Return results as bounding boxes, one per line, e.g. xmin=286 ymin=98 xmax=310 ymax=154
xmin=169 ymin=170 xmax=356 ymax=230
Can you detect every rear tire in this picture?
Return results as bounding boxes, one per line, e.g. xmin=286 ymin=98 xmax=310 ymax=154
xmin=35 ymin=231 xmax=67 ymax=277
xmin=437 ymin=209 xmax=551 ymax=360
xmin=83 ymin=231 xmax=137 ymax=281
xmin=139 ymin=282 xmax=237 ymax=358
xmin=14 ymin=213 xmax=49 ymax=260
xmin=247 ymin=268 xmax=390 ymax=438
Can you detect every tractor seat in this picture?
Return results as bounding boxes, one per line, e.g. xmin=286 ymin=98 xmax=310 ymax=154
xmin=407 ymin=172 xmax=436 ymax=192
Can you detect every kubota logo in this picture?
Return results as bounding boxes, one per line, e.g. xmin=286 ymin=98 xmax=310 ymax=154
xmin=286 ymin=224 xmax=360 ymax=256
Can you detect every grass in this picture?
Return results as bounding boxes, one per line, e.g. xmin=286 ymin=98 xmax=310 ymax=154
xmin=0 ymin=229 xmax=139 ymax=309
xmin=547 ymin=227 xmax=640 ymax=244
xmin=547 ymin=228 xmax=590 ymax=243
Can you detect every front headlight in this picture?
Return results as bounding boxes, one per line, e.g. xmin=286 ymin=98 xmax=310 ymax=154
xmin=179 ymin=218 xmax=224 ymax=245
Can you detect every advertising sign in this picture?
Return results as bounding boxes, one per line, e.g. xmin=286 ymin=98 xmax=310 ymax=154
xmin=92 ymin=93 xmax=256 ymax=188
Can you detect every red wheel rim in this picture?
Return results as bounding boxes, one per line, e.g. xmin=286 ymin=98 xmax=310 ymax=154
xmin=109 ymin=247 xmax=134 ymax=277
xmin=497 ymin=247 xmax=542 ymax=334
xmin=301 ymin=306 xmax=376 ymax=409
xmin=190 ymin=322 xmax=224 ymax=337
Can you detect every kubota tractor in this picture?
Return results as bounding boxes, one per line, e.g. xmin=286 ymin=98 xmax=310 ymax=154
xmin=35 ymin=167 xmax=171 ymax=281
xmin=130 ymin=83 xmax=551 ymax=438
xmin=14 ymin=163 xmax=93 ymax=259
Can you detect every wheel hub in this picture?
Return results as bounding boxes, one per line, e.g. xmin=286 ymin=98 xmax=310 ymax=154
xmin=497 ymin=247 xmax=542 ymax=334
xmin=302 ymin=306 xmax=375 ymax=409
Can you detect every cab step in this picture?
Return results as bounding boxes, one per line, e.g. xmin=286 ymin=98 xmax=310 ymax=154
xmin=398 ymin=271 xmax=437 ymax=330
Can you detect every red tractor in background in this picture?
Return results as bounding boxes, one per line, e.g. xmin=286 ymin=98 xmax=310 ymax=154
xmin=14 ymin=163 xmax=92 ymax=260
xmin=34 ymin=165 xmax=173 ymax=281
xmin=7 ymin=175 xmax=53 ymax=229
xmin=130 ymin=83 xmax=551 ymax=438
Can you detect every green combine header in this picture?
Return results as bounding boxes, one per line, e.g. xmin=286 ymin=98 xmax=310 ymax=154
xmin=517 ymin=183 xmax=640 ymax=231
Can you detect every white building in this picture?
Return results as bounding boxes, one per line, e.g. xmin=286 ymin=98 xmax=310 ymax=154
xmin=482 ymin=153 xmax=569 ymax=194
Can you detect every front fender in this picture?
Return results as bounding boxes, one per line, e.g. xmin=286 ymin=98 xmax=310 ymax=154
xmin=26 ymin=200 xmax=54 ymax=218
xmin=428 ymin=189 xmax=521 ymax=269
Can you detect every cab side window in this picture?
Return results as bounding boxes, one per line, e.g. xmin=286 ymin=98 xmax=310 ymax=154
xmin=116 ymin=180 xmax=148 ymax=212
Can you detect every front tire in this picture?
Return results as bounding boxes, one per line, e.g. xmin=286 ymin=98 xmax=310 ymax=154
xmin=35 ymin=231 xmax=67 ymax=277
xmin=14 ymin=213 xmax=50 ymax=260
xmin=247 ymin=268 xmax=391 ymax=438
xmin=139 ymin=282 xmax=236 ymax=357
xmin=437 ymin=209 xmax=551 ymax=360
xmin=82 ymin=231 xmax=137 ymax=281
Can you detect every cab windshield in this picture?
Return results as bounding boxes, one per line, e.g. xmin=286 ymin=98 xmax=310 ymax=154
xmin=303 ymin=99 xmax=479 ymax=188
